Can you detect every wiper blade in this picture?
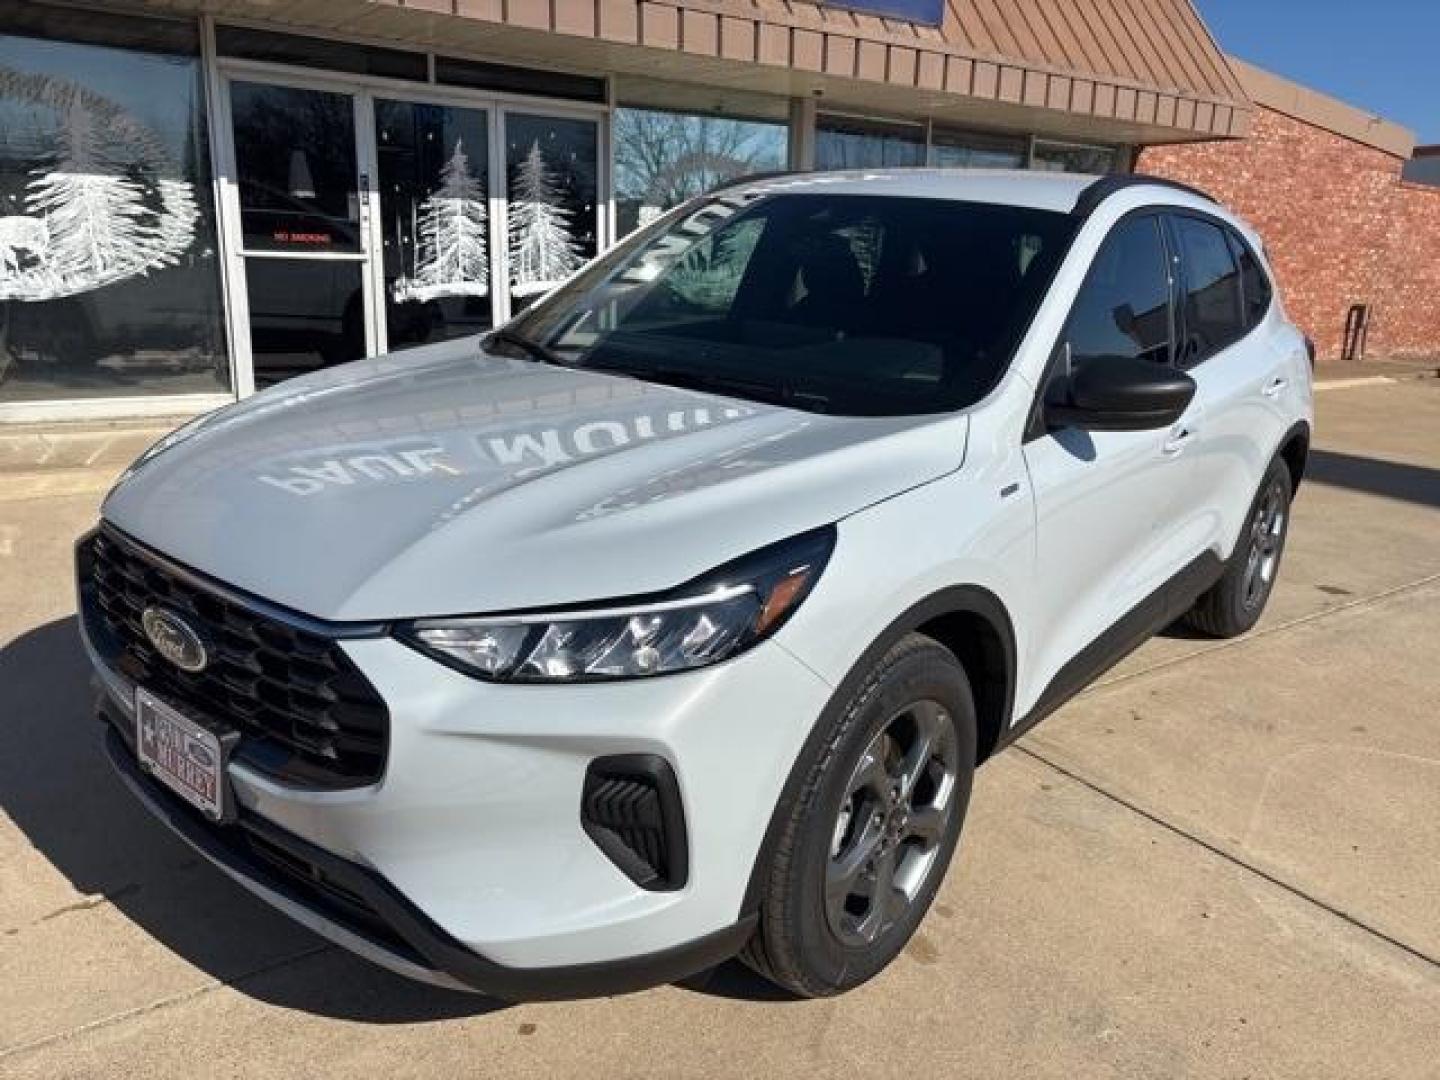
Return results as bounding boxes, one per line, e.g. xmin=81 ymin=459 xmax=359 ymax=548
xmin=483 ymin=327 xmax=567 ymax=367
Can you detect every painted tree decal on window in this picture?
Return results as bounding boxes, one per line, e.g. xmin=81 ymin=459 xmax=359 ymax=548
xmin=507 ymin=140 xmax=583 ymax=297
xmin=392 ymin=138 xmax=489 ymax=303
xmin=0 ymin=68 xmax=199 ymax=302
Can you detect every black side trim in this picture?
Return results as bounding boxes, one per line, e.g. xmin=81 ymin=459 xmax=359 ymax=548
xmin=996 ymin=551 xmax=1224 ymax=751
xmin=739 ymin=584 xmax=1015 ymax=917
xmin=1072 ymin=174 xmax=1217 ymax=219
xmin=102 ymin=718 xmax=753 ymax=1001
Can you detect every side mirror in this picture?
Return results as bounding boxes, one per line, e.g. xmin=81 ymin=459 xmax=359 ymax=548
xmin=1045 ymin=355 xmax=1196 ymax=432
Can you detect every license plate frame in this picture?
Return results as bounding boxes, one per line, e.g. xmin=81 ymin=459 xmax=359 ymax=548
xmin=135 ymin=688 xmax=237 ymax=823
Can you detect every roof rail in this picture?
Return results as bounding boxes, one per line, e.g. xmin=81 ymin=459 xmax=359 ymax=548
xmin=1072 ymin=173 xmax=1217 ymax=218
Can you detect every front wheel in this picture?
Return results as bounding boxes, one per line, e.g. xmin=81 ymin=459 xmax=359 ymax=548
xmin=741 ymin=634 xmax=977 ymax=997
xmin=1184 ymin=457 xmax=1294 ymax=638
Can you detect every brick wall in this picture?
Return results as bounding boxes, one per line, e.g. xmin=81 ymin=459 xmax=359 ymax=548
xmin=1137 ymin=107 xmax=1440 ymax=363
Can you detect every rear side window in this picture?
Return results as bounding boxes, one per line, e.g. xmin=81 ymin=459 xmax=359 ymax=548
xmin=1227 ymin=228 xmax=1273 ymax=329
xmin=1172 ymin=215 xmax=1245 ymax=365
xmin=1065 ymin=215 xmax=1173 ymax=369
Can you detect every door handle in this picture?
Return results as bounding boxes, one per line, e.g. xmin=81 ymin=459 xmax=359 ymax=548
xmin=1262 ymin=375 xmax=1288 ymax=398
xmin=1162 ymin=424 xmax=1196 ymax=456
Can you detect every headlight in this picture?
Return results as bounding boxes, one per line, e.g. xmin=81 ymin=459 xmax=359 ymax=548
xmin=397 ymin=527 xmax=835 ymax=682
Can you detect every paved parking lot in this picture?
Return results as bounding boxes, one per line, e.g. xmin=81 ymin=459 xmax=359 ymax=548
xmin=1 ymin=376 xmax=1437 ymax=1078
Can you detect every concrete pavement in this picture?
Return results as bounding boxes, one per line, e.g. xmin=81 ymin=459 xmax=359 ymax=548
xmin=1 ymin=379 xmax=1437 ymax=1078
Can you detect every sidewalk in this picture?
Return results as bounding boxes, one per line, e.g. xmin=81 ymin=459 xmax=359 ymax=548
xmin=0 ymin=422 xmax=173 ymax=502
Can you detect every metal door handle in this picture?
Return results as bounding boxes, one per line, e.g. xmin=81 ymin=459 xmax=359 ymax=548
xmin=1162 ymin=425 xmax=1196 ymax=455
xmin=1262 ymin=376 xmax=1288 ymax=398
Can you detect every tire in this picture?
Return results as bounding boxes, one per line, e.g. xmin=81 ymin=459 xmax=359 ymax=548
xmin=741 ymin=633 xmax=977 ymax=997
xmin=1183 ymin=457 xmax=1294 ymax=638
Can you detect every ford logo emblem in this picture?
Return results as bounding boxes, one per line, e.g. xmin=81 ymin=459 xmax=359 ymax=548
xmin=141 ymin=607 xmax=209 ymax=673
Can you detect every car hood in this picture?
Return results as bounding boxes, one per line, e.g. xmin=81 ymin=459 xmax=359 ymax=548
xmin=103 ymin=340 xmax=968 ymax=621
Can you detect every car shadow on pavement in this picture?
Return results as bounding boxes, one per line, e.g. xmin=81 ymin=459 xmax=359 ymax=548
xmin=0 ymin=616 xmax=506 ymax=1024
xmin=1307 ymin=449 xmax=1440 ymax=510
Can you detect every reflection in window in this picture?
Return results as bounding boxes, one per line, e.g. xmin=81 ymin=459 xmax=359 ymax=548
xmin=1173 ymin=215 xmax=1244 ymax=362
xmin=516 ymin=192 xmax=1076 ymax=417
xmin=614 ymin=107 xmax=786 ymax=236
xmin=1031 ymin=140 xmax=1119 ymax=175
xmin=231 ymin=82 xmax=360 ymax=252
xmin=505 ymin=114 xmax=597 ymax=311
xmin=816 ymin=115 xmax=926 ymax=170
xmin=929 ymin=127 xmax=1027 ymax=169
xmin=375 ymin=99 xmax=493 ymax=348
xmin=245 ymin=258 xmax=365 ymax=387
xmin=0 ymin=14 xmax=229 ymax=403
xmin=1227 ymin=228 xmax=1272 ymax=330
xmin=1066 ymin=216 xmax=1172 ymax=368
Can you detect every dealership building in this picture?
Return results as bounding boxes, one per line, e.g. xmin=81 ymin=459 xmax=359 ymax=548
xmin=0 ymin=0 xmax=1431 ymax=422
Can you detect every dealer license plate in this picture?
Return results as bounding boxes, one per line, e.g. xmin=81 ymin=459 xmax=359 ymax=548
xmin=135 ymin=688 xmax=232 ymax=821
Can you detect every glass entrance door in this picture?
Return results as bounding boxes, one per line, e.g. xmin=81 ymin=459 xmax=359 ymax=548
xmin=372 ymin=98 xmax=497 ymax=351
xmin=227 ymin=79 xmax=377 ymax=388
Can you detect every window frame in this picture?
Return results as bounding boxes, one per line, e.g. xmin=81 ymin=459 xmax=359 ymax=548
xmin=1163 ymin=209 xmax=1260 ymax=370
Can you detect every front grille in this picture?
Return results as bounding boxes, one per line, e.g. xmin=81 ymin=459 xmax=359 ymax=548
xmin=79 ymin=526 xmax=388 ymax=789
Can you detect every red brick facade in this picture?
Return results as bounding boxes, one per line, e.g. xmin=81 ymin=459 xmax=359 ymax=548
xmin=1138 ymin=107 xmax=1440 ymax=363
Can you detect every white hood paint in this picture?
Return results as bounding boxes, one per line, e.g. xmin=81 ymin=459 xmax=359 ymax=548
xmin=103 ymin=340 xmax=968 ymax=620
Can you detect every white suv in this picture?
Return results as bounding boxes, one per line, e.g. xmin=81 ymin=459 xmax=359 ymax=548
xmin=78 ymin=170 xmax=1313 ymax=999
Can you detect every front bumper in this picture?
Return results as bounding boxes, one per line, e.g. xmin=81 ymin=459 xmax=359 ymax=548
xmin=100 ymin=717 xmax=754 ymax=999
xmin=86 ymin=609 xmax=834 ymax=995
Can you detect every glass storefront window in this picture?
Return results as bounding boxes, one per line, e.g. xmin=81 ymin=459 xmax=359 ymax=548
xmin=375 ymin=99 xmax=494 ymax=349
xmin=816 ymin=115 xmax=926 ymax=170
xmin=505 ymin=112 xmax=597 ymax=312
xmin=930 ymin=127 xmax=1027 ymax=169
xmin=1031 ymin=140 xmax=1120 ymax=174
xmin=0 ymin=10 xmax=229 ymax=403
xmin=613 ymin=106 xmax=786 ymax=236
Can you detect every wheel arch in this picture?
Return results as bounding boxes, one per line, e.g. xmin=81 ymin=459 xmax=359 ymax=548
xmin=1278 ymin=419 xmax=1311 ymax=494
xmin=741 ymin=584 xmax=1016 ymax=917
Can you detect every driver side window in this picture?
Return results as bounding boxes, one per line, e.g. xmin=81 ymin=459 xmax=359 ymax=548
xmin=1065 ymin=216 xmax=1174 ymax=370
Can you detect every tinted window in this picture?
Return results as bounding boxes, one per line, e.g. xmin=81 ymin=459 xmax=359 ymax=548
xmin=1065 ymin=216 xmax=1172 ymax=368
xmin=1227 ymin=228 xmax=1272 ymax=329
xmin=508 ymin=193 xmax=1077 ymax=417
xmin=1173 ymin=215 xmax=1244 ymax=364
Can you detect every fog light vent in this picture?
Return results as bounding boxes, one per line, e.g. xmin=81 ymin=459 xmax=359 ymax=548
xmin=581 ymin=755 xmax=688 ymax=891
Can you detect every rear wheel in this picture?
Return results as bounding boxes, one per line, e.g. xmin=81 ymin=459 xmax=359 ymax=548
xmin=1184 ymin=458 xmax=1293 ymax=638
xmin=741 ymin=634 xmax=976 ymax=997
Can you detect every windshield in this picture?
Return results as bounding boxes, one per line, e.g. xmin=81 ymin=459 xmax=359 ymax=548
xmin=502 ymin=189 xmax=1077 ymax=416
